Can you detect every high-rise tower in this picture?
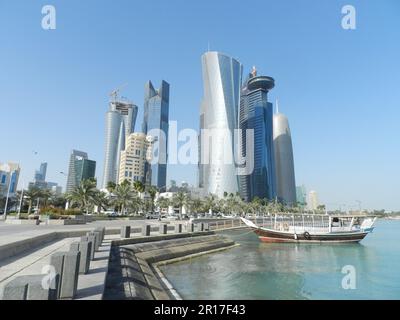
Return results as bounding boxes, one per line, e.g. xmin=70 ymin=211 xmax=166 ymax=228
xmin=142 ymin=80 xmax=169 ymax=191
xmin=66 ymin=150 xmax=96 ymax=193
xmin=273 ymin=103 xmax=296 ymax=205
xmin=199 ymin=51 xmax=242 ymax=198
xmin=102 ymin=99 xmax=138 ymax=189
xmin=239 ymin=67 xmax=276 ymax=202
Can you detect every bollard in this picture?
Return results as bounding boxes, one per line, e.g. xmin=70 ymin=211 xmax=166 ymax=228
xmin=3 ymin=274 xmax=59 ymax=300
xmin=200 ymin=223 xmax=204 ymax=232
xmin=175 ymin=224 xmax=182 ymax=233
xmin=190 ymin=223 xmax=195 ymax=232
xmin=120 ymin=226 xmax=131 ymax=239
xmin=94 ymin=227 xmax=105 ymax=242
xmin=142 ymin=224 xmax=151 ymax=236
xmin=81 ymin=235 xmax=96 ymax=260
xmin=86 ymin=231 xmax=101 ymax=251
xmin=160 ymin=224 xmax=167 ymax=235
xmin=70 ymin=241 xmax=92 ymax=274
xmin=50 ymin=251 xmax=80 ymax=299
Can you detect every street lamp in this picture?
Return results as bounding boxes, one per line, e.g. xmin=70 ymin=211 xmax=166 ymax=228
xmin=2 ymin=172 xmax=13 ymax=220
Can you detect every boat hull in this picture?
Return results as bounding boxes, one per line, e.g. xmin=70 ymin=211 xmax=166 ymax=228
xmin=254 ymin=228 xmax=369 ymax=243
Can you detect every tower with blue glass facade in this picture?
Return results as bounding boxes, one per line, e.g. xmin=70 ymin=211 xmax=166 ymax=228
xmin=239 ymin=67 xmax=276 ymax=202
xmin=142 ymin=80 xmax=169 ymax=191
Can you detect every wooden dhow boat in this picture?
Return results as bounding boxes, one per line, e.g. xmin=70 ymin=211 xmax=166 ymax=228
xmin=241 ymin=214 xmax=377 ymax=243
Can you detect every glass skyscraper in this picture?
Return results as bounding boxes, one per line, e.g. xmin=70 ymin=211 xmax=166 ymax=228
xmin=199 ymin=51 xmax=242 ymax=198
xmin=102 ymin=100 xmax=138 ymax=189
xmin=142 ymin=80 xmax=169 ymax=191
xmin=66 ymin=150 xmax=96 ymax=193
xmin=34 ymin=162 xmax=47 ymax=182
xmin=239 ymin=68 xmax=276 ymax=202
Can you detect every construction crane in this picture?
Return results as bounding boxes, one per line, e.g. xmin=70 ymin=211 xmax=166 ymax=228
xmin=109 ymin=83 xmax=128 ymax=102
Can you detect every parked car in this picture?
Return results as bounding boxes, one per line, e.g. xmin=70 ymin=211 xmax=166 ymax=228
xmin=146 ymin=212 xmax=160 ymax=219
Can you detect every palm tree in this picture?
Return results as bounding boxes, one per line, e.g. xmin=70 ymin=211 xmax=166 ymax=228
xmin=129 ymin=195 xmax=143 ymax=215
xmin=93 ymin=190 xmax=109 ymax=213
xmin=156 ymin=196 xmax=170 ymax=214
xmin=133 ymin=180 xmax=145 ymax=194
xmin=106 ymin=181 xmax=116 ymax=194
xmin=40 ymin=189 xmax=53 ymax=208
xmin=172 ymin=191 xmax=187 ymax=219
xmin=147 ymin=186 xmax=158 ymax=213
xmin=188 ymin=198 xmax=203 ymax=215
xmin=204 ymin=194 xmax=217 ymax=215
xmin=24 ymin=187 xmax=42 ymax=214
xmin=113 ymin=183 xmax=134 ymax=215
xmin=66 ymin=179 xmax=97 ymax=214
xmin=49 ymin=193 xmax=67 ymax=208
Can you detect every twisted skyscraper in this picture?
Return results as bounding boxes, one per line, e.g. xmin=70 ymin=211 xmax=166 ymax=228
xmin=199 ymin=51 xmax=242 ymax=198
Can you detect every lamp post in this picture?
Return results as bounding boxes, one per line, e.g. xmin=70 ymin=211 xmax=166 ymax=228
xmin=17 ymin=182 xmax=25 ymax=219
xmin=59 ymin=172 xmax=68 ymax=209
xmin=2 ymin=172 xmax=13 ymax=220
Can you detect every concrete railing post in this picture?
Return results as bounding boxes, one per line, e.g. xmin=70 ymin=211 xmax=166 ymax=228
xmin=81 ymin=235 xmax=96 ymax=260
xmin=3 ymin=274 xmax=59 ymax=300
xmin=120 ymin=226 xmax=131 ymax=239
xmin=86 ymin=231 xmax=101 ymax=251
xmin=50 ymin=251 xmax=80 ymax=299
xmin=142 ymin=224 xmax=151 ymax=236
xmin=160 ymin=224 xmax=167 ymax=235
xmin=94 ymin=227 xmax=105 ymax=242
xmin=203 ymin=223 xmax=209 ymax=231
xmin=70 ymin=241 xmax=92 ymax=274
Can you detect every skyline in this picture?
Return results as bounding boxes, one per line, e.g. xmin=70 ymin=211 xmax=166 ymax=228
xmin=1 ymin=0 xmax=400 ymax=210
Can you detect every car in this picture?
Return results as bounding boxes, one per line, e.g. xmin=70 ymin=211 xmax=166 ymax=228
xmin=146 ymin=212 xmax=160 ymax=219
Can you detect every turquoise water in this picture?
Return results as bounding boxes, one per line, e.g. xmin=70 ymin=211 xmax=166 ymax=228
xmin=160 ymin=219 xmax=400 ymax=299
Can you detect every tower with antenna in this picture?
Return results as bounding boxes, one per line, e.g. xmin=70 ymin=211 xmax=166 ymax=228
xmin=238 ymin=67 xmax=276 ymax=202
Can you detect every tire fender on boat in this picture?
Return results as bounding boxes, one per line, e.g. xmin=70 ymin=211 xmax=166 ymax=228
xmin=304 ymin=231 xmax=311 ymax=240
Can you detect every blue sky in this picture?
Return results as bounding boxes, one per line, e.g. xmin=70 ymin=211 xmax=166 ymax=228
xmin=1 ymin=0 xmax=399 ymax=211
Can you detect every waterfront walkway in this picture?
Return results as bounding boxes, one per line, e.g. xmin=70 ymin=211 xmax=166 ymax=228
xmin=0 ymin=218 xmax=246 ymax=300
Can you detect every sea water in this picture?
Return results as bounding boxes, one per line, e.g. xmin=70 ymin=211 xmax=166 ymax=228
xmin=160 ymin=219 xmax=400 ymax=299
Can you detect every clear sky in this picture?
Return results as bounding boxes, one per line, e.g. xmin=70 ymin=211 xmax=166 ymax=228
xmin=1 ymin=0 xmax=399 ymax=211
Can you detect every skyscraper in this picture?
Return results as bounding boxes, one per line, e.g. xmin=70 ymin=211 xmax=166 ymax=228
xmin=239 ymin=67 xmax=276 ymax=202
xmin=296 ymin=185 xmax=307 ymax=206
xmin=118 ymin=132 xmax=153 ymax=185
xmin=34 ymin=162 xmax=47 ymax=182
xmin=0 ymin=162 xmax=20 ymax=197
xmin=66 ymin=150 xmax=96 ymax=193
xmin=199 ymin=51 xmax=243 ymax=198
xmin=102 ymin=99 xmax=138 ymax=188
xmin=273 ymin=104 xmax=296 ymax=205
xmin=308 ymin=190 xmax=319 ymax=210
xmin=142 ymin=80 xmax=169 ymax=192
